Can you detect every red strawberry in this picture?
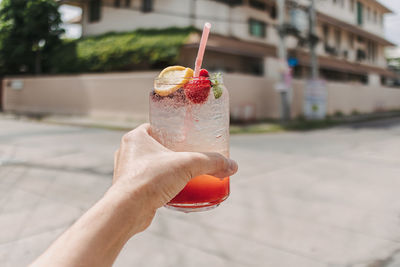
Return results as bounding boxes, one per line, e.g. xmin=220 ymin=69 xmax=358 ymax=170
xmin=199 ymin=69 xmax=209 ymax=77
xmin=183 ymin=77 xmax=211 ymax=104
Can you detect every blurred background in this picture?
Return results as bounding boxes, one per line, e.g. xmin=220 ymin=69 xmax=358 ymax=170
xmin=1 ymin=0 xmax=400 ymax=266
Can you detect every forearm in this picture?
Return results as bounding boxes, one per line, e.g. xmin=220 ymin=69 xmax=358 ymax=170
xmin=31 ymin=187 xmax=155 ymax=267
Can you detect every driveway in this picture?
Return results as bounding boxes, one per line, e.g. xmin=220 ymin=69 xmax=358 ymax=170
xmin=1 ymin=117 xmax=400 ymax=267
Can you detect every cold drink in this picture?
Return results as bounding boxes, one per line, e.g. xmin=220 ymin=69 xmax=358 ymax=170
xmin=149 ymin=66 xmax=230 ymax=212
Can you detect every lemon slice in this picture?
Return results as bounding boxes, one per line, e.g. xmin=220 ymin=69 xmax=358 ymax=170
xmin=154 ymin=66 xmax=193 ymax=96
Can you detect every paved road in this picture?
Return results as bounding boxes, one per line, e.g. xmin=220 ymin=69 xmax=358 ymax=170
xmin=1 ymin=117 xmax=400 ymax=267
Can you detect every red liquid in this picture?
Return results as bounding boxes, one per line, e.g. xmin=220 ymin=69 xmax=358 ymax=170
xmin=167 ymin=175 xmax=230 ymax=208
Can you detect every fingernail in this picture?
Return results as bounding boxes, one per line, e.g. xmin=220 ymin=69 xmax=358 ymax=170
xmin=228 ymin=159 xmax=237 ymax=173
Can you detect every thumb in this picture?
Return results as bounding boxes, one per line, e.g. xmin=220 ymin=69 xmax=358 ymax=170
xmin=179 ymin=152 xmax=238 ymax=179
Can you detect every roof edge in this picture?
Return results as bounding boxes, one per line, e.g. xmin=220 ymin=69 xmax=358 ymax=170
xmin=372 ymin=0 xmax=393 ymax=14
xmin=318 ymin=12 xmax=396 ymax=46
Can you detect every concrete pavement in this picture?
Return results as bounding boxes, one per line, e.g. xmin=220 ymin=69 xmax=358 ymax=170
xmin=1 ymin=117 xmax=400 ymax=267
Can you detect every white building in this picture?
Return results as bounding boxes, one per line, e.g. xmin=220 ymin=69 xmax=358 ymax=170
xmin=64 ymin=0 xmax=396 ymax=84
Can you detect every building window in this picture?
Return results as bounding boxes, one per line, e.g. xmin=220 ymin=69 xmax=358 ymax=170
xmin=215 ymin=0 xmax=243 ymax=6
xmin=249 ymin=0 xmax=266 ymax=11
xmin=114 ymin=0 xmax=120 ymax=7
xmin=335 ymin=29 xmax=341 ymax=48
xmin=249 ymin=19 xmax=266 ymax=38
xmin=357 ymin=1 xmax=363 ymax=25
xmin=356 ymin=49 xmax=366 ymax=61
xmin=372 ymin=43 xmax=376 ymax=63
xmin=323 ymin=24 xmax=329 ymax=44
xmin=125 ymin=0 xmax=131 ymax=7
xmin=350 ymin=0 xmax=354 ymax=12
xmin=142 ymin=0 xmax=153 ymax=12
xmin=270 ymin=4 xmax=277 ymax=19
xmin=366 ymin=7 xmax=370 ymax=21
xmin=373 ymin=10 xmax=377 ymax=23
xmin=367 ymin=41 xmax=376 ymax=63
xmin=89 ymin=0 xmax=101 ymax=23
xmin=349 ymin=33 xmax=354 ymax=48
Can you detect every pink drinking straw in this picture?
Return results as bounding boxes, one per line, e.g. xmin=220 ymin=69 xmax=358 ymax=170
xmin=194 ymin=22 xmax=211 ymax=77
xmin=181 ymin=23 xmax=211 ymax=142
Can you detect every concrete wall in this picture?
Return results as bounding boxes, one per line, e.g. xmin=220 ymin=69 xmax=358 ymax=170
xmin=2 ymin=72 xmax=155 ymax=121
xmin=324 ymin=81 xmax=400 ymax=114
xmin=317 ymin=0 xmax=356 ymax=28
xmin=3 ymin=72 xmax=400 ymax=121
xmin=82 ymin=4 xmax=192 ymax=36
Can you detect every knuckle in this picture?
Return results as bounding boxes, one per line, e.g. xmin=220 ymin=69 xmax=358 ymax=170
xmin=121 ymin=132 xmax=135 ymax=143
xmin=179 ymin=152 xmax=199 ymax=178
xmin=122 ymin=125 xmax=147 ymax=144
xmin=189 ymin=152 xmax=204 ymax=163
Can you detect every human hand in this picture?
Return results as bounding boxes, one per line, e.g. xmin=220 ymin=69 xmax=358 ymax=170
xmin=110 ymin=123 xmax=238 ymax=232
xmin=31 ymin=123 xmax=237 ymax=267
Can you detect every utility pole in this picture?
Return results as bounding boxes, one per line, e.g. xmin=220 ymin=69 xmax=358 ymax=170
xmin=305 ymin=0 xmax=325 ymax=120
xmin=277 ymin=0 xmax=290 ymax=122
xmin=309 ymin=0 xmax=319 ymax=80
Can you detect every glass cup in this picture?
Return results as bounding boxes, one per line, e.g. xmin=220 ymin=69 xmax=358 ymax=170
xmin=149 ymin=76 xmax=230 ymax=212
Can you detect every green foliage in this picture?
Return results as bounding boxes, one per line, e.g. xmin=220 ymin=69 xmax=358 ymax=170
xmin=387 ymin=57 xmax=400 ymax=71
xmin=210 ymin=72 xmax=223 ymax=99
xmin=230 ymin=123 xmax=284 ymax=134
xmin=48 ymin=27 xmax=196 ymax=74
xmin=333 ymin=110 xmax=344 ymax=117
xmin=0 ymin=0 xmax=64 ymax=74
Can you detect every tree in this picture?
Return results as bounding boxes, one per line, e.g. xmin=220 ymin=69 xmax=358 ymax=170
xmin=388 ymin=57 xmax=400 ymax=72
xmin=0 ymin=0 xmax=64 ymax=75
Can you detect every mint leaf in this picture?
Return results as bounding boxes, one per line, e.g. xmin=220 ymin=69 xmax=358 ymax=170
xmin=210 ymin=72 xmax=223 ymax=99
xmin=213 ymin=85 xmax=223 ymax=99
xmin=210 ymin=72 xmax=223 ymax=85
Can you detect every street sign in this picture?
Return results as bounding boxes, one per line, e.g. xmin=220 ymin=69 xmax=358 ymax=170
xmin=304 ymin=79 xmax=327 ymax=119
xmin=288 ymin=58 xmax=298 ymax=67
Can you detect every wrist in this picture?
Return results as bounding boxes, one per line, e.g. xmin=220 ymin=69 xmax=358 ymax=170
xmin=105 ymin=181 xmax=157 ymax=236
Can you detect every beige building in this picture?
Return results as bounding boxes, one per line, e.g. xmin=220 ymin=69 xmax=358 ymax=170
xmin=64 ymin=0 xmax=396 ymax=84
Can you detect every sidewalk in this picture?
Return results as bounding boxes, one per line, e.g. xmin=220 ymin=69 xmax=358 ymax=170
xmin=0 ymin=113 xmax=142 ymax=131
xmin=2 ymin=110 xmax=400 ymax=134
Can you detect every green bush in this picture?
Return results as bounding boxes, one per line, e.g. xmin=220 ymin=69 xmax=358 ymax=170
xmin=333 ymin=110 xmax=344 ymax=118
xmin=48 ymin=27 xmax=196 ymax=74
